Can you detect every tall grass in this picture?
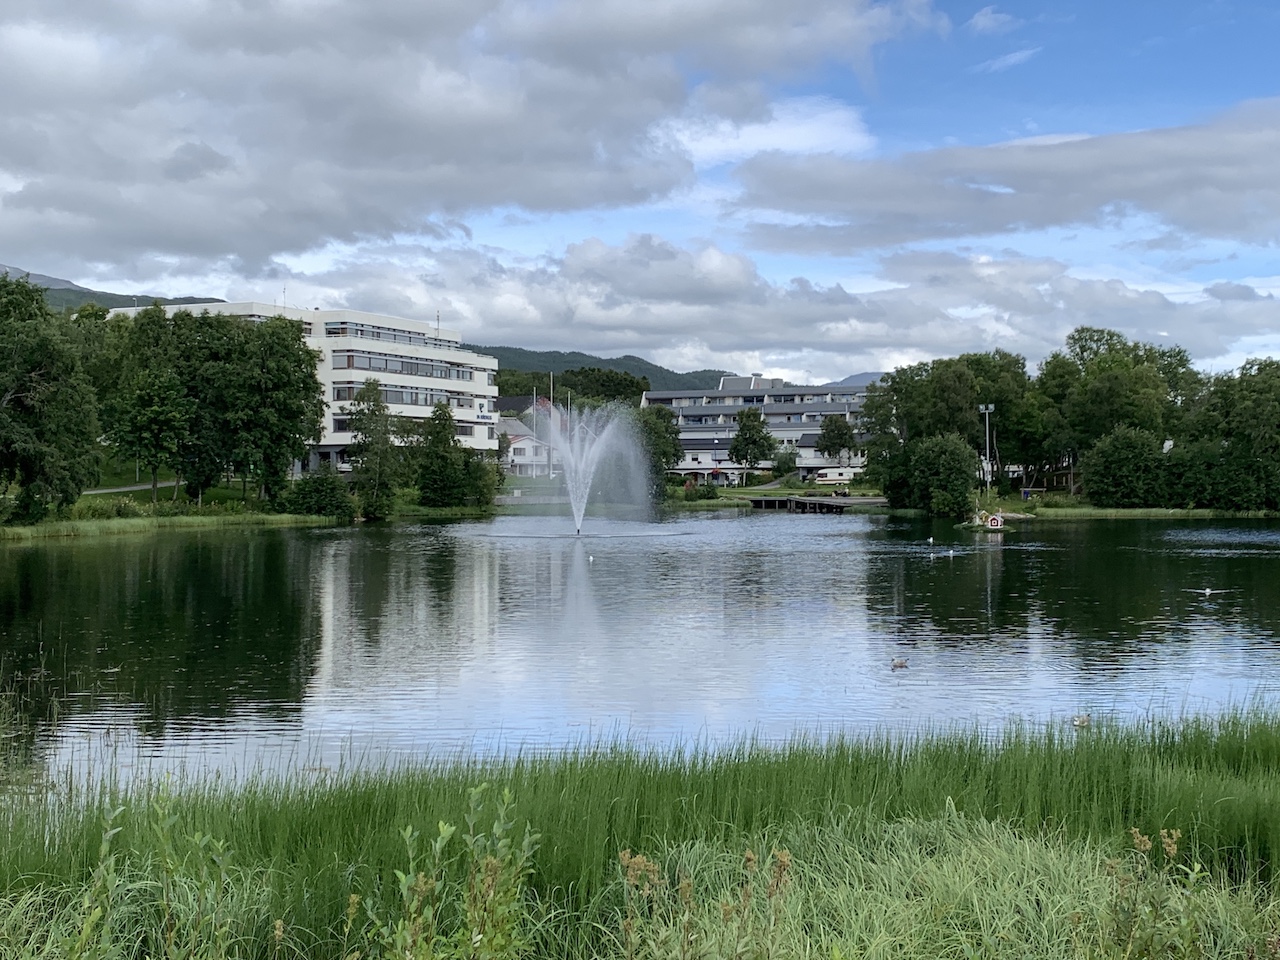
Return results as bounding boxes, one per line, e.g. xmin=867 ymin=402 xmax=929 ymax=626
xmin=7 ymin=715 xmax=1280 ymax=952
xmin=0 ymin=513 xmax=334 ymax=542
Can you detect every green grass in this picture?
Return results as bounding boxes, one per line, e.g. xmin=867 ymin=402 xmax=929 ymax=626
xmin=9 ymin=715 xmax=1280 ymax=955
xmin=0 ymin=512 xmax=333 ymax=542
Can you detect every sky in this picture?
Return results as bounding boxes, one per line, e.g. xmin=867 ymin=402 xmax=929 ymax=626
xmin=1 ymin=0 xmax=1278 ymax=383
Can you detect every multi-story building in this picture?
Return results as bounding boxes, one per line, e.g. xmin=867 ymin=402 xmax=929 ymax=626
xmin=108 ymin=303 xmax=500 ymax=468
xmin=640 ymin=373 xmax=881 ymax=484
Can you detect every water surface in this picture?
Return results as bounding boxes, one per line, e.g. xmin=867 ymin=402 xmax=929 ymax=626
xmin=3 ymin=512 xmax=1279 ymax=781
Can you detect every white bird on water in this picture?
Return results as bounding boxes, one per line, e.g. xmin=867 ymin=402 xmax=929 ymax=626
xmin=1183 ymin=587 xmax=1232 ymax=597
xmin=891 ymin=658 xmax=909 ymax=670
xmin=1072 ymin=714 xmax=1091 ymax=729
xmin=588 ymin=555 xmax=594 ymax=563
xmin=927 ymin=536 xmax=934 ymax=546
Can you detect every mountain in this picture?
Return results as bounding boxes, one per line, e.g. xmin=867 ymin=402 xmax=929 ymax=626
xmin=464 ymin=343 xmax=735 ymax=391
xmin=822 ymin=371 xmax=885 ymax=388
xmin=0 ymin=263 xmax=224 ymax=313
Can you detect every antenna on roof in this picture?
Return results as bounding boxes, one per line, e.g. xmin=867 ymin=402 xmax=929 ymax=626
xmin=436 ymin=309 xmax=440 ymax=335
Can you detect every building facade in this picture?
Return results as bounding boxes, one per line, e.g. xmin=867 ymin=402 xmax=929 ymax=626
xmin=109 ymin=302 xmax=500 ymax=466
xmin=640 ymin=373 xmax=880 ymax=484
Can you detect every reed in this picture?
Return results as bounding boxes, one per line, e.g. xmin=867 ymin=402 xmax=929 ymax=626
xmin=8 ymin=715 xmax=1280 ymax=956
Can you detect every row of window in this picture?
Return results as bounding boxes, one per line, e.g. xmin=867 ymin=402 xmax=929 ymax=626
xmin=681 ymin=413 xmax=850 ymax=425
xmin=332 ymin=351 xmax=478 ymax=380
xmin=330 ymin=418 xmax=494 ymax=440
xmin=324 ymin=321 xmax=463 ymax=350
xmin=332 ymin=383 xmax=479 ymax=409
xmin=656 ymin=394 xmax=860 ymax=407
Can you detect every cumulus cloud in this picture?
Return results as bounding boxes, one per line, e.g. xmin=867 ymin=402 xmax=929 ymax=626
xmin=230 ymin=237 xmax=1280 ymax=382
xmin=0 ymin=0 xmax=942 ymax=274
xmin=1206 ymin=281 xmax=1273 ymax=301
xmin=737 ymin=98 xmax=1280 ymax=251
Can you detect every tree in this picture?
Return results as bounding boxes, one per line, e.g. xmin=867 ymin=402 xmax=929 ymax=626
xmin=771 ymin=445 xmax=798 ymax=478
xmin=635 ymin=405 xmax=682 ymax=494
xmin=343 ymin=379 xmax=401 ymax=520
xmin=234 ymin=316 xmax=325 ymax=501
xmin=415 ymin=403 xmax=468 ymax=508
xmin=0 ymin=275 xmax=100 ymax=523
xmin=728 ymin=407 xmax=776 ymax=470
xmin=1080 ymin=426 xmax=1166 ymax=508
xmin=907 ymin=434 xmax=978 ymax=519
xmin=815 ymin=415 xmax=858 ymax=465
xmin=109 ymin=368 xmax=192 ymax=502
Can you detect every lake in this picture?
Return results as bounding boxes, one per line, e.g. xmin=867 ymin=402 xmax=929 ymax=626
xmin=3 ymin=510 xmax=1280 ymax=782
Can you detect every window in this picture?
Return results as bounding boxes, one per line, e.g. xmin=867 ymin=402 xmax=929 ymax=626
xmin=488 ymin=427 xmax=496 ymax=440
xmin=455 ymin=424 xmax=475 ymax=437
xmin=332 ymin=418 xmax=351 ymax=432
xmin=513 ymin=447 xmax=527 ymax=457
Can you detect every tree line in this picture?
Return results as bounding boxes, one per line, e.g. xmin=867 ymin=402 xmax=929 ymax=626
xmin=1 ymin=276 xmax=327 ymax=523
xmin=495 ymin=367 xmax=651 ymax=405
xmin=860 ymin=325 xmax=1280 ymax=514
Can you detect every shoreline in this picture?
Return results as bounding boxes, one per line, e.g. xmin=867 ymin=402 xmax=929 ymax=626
xmin=0 ymin=511 xmax=335 ymax=542
xmin=5 ymin=714 xmax=1280 ymax=957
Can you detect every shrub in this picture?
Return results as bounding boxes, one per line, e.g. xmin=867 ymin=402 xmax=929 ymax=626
xmin=1081 ymin=426 xmax=1166 ymax=508
xmin=908 ymin=434 xmax=978 ymax=519
xmin=283 ymin=467 xmax=357 ymax=521
xmin=67 ymin=496 xmax=144 ymax=520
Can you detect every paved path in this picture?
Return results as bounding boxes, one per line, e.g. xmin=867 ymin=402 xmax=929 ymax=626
xmin=83 ymin=481 xmax=179 ymax=496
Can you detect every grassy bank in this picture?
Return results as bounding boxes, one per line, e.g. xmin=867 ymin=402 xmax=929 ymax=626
xmin=0 ymin=512 xmax=334 ymax=542
xmin=10 ymin=715 xmax=1280 ymax=956
xmin=1035 ymin=506 xmax=1278 ymax=520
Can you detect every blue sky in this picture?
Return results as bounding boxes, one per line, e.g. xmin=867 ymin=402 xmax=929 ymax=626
xmin=1 ymin=0 xmax=1277 ymax=381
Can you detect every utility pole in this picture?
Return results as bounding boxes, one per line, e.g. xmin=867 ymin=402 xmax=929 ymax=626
xmin=978 ymin=404 xmax=995 ymax=496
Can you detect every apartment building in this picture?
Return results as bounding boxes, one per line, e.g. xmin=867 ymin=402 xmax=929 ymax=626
xmin=109 ymin=303 xmax=500 ymax=466
xmin=640 ymin=373 xmax=881 ymax=484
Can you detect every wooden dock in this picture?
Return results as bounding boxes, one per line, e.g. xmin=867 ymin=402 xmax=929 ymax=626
xmin=747 ymin=495 xmax=886 ymax=514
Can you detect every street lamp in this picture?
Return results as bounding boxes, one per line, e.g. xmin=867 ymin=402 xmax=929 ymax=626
xmin=978 ymin=404 xmax=995 ymax=496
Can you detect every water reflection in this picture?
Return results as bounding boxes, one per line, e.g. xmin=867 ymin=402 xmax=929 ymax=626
xmin=2 ymin=514 xmax=1280 ymax=782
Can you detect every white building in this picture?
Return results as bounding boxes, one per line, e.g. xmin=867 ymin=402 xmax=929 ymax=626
xmin=108 ymin=302 xmax=500 ymax=467
xmin=640 ymin=373 xmax=880 ymax=484
xmin=498 ymin=416 xmax=555 ymax=477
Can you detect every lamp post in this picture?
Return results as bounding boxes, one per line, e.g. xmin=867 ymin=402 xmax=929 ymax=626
xmin=978 ymin=404 xmax=995 ymax=496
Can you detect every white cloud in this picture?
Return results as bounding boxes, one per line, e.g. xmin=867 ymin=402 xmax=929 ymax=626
xmin=971 ymin=47 xmax=1041 ymax=73
xmin=0 ymin=0 xmax=944 ymax=274
xmin=966 ymin=6 xmax=1021 ymax=35
xmin=193 ymin=237 xmax=1280 ymax=383
xmin=736 ymin=98 xmax=1280 ymax=250
xmin=664 ymin=97 xmax=876 ymax=168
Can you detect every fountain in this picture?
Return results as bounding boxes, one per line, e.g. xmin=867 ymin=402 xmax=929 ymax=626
xmin=536 ymin=403 xmax=650 ymax=534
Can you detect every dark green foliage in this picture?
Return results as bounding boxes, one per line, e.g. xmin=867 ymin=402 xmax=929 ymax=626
xmin=635 ymin=405 xmax=683 ymax=494
xmin=907 ymin=434 xmax=978 ymax=518
xmin=728 ymin=407 xmax=777 ymax=470
xmin=343 ymin=380 xmax=401 ymax=521
xmin=1081 ymin=427 xmax=1167 ymax=508
xmin=814 ymin=415 xmax=858 ymax=465
xmin=683 ymin=480 xmax=720 ymax=500
xmin=771 ymin=446 xmax=798 ymax=478
xmin=413 ymin=403 xmax=499 ymax=509
xmin=102 ymin=307 xmax=323 ymax=506
xmin=496 ymin=366 xmax=651 ymax=404
xmin=109 ymin=366 xmax=192 ymax=502
xmin=0 ymin=276 xmax=100 ymax=524
xmin=284 ymin=466 xmax=356 ymax=522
